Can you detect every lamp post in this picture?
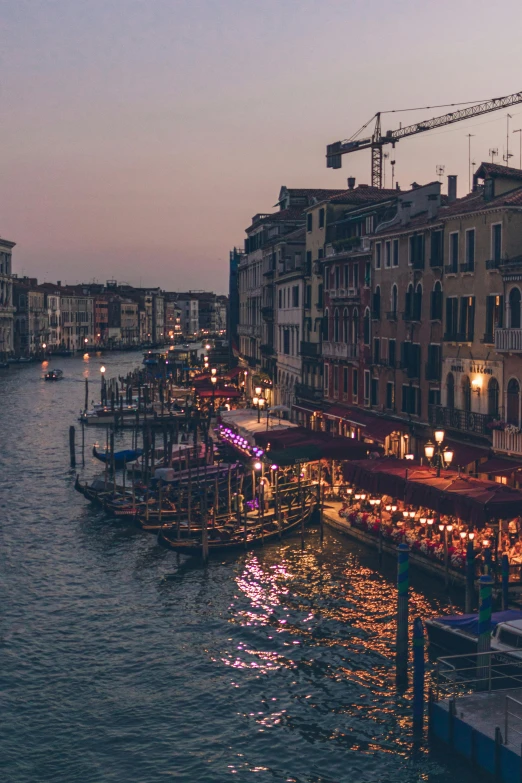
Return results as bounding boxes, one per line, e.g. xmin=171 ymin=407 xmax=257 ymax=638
xmin=424 ymin=429 xmax=453 ymax=477
xmin=210 ymin=374 xmax=217 ymax=415
xmin=100 ymin=365 xmax=106 ymax=405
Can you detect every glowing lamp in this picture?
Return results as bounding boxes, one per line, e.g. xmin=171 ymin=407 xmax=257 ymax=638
xmin=254 ymin=461 xmax=262 ymax=470
xmin=434 ymin=429 xmax=445 ymax=445
xmin=270 ymin=464 xmax=278 ymax=471
xmin=255 ymin=386 xmax=262 ymax=396
xmin=468 ymin=532 xmax=475 ymax=540
xmin=420 ymin=518 xmax=427 ymax=525
xmin=424 ymin=441 xmax=435 ymax=460
xmin=447 ymin=524 xmax=453 ymax=532
xmin=385 ymin=504 xmax=392 ymax=511
xmin=427 ymin=518 xmax=434 ymax=526
xmin=360 ymin=494 xmax=367 ymax=501
xmin=439 ymin=524 xmax=444 ymax=532
xmin=403 ymin=511 xmax=409 ymax=518
xmin=460 ymin=531 xmax=467 ymax=539
xmin=100 ymin=366 xmax=106 ymax=374
xmin=405 ymin=453 xmax=414 ymax=460
xmin=483 ymin=539 xmax=490 ymax=547
xmin=253 ymin=397 xmax=259 ymax=406
xmin=391 ymin=504 xmax=398 ymax=512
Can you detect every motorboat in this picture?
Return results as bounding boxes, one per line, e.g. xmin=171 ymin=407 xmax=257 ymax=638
xmin=44 ymin=368 xmax=64 ymax=381
xmin=426 ymin=610 xmax=522 ymax=655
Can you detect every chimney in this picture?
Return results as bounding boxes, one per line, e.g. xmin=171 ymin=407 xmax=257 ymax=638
xmin=347 ymin=176 xmax=356 ymax=190
xmin=57 ymin=280 xmax=61 ymax=287
xmin=447 ymin=175 xmax=457 ymax=203
xmin=400 ymin=200 xmax=412 ymax=223
xmin=428 ymin=193 xmax=439 ymax=220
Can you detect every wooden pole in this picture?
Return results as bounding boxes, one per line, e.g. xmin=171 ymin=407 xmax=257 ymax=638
xmin=187 ymin=460 xmax=192 ymax=534
xmin=396 ymin=543 xmax=409 ymax=688
xmin=158 ymin=479 xmax=163 ymax=527
xmin=299 ymin=469 xmax=304 ymax=550
xmin=465 ymin=540 xmax=475 ymax=613
xmin=502 ymin=553 xmax=510 ymax=610
xmin=227 ymin=463 xmax=232 ymax=515
xmin=202 ymin=483 xmax=209 ymax=562
xmin=122 ymin=459 xmax=126 ymax=496
xmin=413 ymin=617 xmax=425 ymax=734
xmin=84 ymin=377 xmax=89 ymax=411
xmin=81 ymin=420 xmax=85 ymax=466
xmin=69 ymin=425 xmax=76 ymax=468
xmin=476 ymin=575 xmax=493 ymax=688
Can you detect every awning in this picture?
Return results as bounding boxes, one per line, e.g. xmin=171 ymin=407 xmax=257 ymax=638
xmin=446 ymin=439 xmax=490 ymax=468
xmin=292 ymin=404 xmax=318 ymax=416
xmin=363 ymin=418 xmax=405 ymax=444
xmin=255 ymin=426 xmax=370 ymax=461
xmin=478 ymin=457 xmax=522 ymax=476
xmin=198 ymin=388 xmax=242 ymax=398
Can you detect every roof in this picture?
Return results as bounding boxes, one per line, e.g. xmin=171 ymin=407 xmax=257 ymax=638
xmin=475 ymin=162 xmax=522 ymax=182
xmin=276 ymin=187 xmax=347 ymax=205
xmin=326 ymin=186 xmax=397 ymax=206
xmin=246 ymin=207 xmax=305 ymax=232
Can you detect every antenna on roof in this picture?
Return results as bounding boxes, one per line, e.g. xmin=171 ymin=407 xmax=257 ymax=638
xmin=436 ymin=164 xmax=445 ymax=181
xmin=489 ymin=147 xmax=498 ymax=164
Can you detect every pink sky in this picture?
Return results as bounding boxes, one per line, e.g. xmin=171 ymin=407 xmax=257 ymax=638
xmin=2 ymin=0 xmax=522 ymax=293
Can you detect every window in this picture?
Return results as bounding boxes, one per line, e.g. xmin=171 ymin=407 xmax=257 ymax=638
xmin=323 ymin=308 xmax=329 ymax=340
xmin=485 ymin=294 xmax=503 ymax=341
xmin=342 ymin=308 xmax=349 ymax=342
xmin=335 ymin=266 xmax=340 ymax=289
xmin=305 ymin=284 xmax=311 ymax=309
xmin=445 ymin=297 xmax=458 ymax=339
xmin=392 ymin=239 xmax=399 ymax=267
xmin=343 ymin=367 xmax=349 ymax=395
xmin=459 ymin=296 xmax=475 ymax=341
xmin=427 ymin=344 xmax=441 ymax=381
xmin=324 ymin=364 xmax=329 ymax=396
xmin=278 ymin=289 xmax=282 ymax=309
xmin=428 ymin=389 xmax=441 ymax=406
xmin=492 ymin=223 xmax=502 ymax=262
xmin=386 ymin=382 xmax=395 ymax=410
xmin=364 ymin=262 xmax=371 ymax=286
xmin=510 ymin=287 xmax=521 ymax=328
xmin=465 ymin=229 xmax=475 ymax=271
xmin=431 ymin=282 xmax=443 ymax=321
xmin=449 ymin=232 xmax=459 ymax=272
xmin=334 ymin=308 xmax=340 ymax=341
xmin=372 ymin=286 xmax=381 ymax=319
xmin=363 ymin=308 xmax=371 ymax=345
xmin=488 ymin=377 xmax=499 ymax=417
xmin=352 ymin=308 xmax=359 ymax=343
xmin=375 ymin=243 xmax=382 ymax=269
xmin=317 ymin=284 xmax=323 ymax=309
xmin=462 ymin=376 xmax=471 ymax=412
xmin=373 ymin=337 xmax=380 ymax=365
xmin=507 ymin=378 xmax=520 ymax=426
xmin=333 ymin=366 xmax=339 ymax=396
xmin=409 ymin=234 xmax=424 ymax=268
xmin=366 ymin=216 xmax=374 ymax=233
xmin=283 ymin=329 xmax=290 ymax=354
xmin=292 ymin=286 xmax=299 ymax=307
xmin=344 ymin=265 xmax=349 ymax=288
xmin=318 ymin=248 xmax=324 ymax=259
xmin=391 ymin=284 xmax=398 ymax=316
xmin=430 ymin=230 xmax=443 ymax=267
xmin=307 ymin=213 xmax=312 ymax=232
xmin=385 ymin=241 xmax=391 ymax=268
xmin=352 ymin=368 xmax=358 ymax=402
xmin=446 ymin=372 xmax=455 ymax=408
xmin=413 ymin=284 xmax=422 ymax=321
xmin=389 ymin=339 xmax=396 ymax=368
xmin=371 ymin=378 xmax=379 ymax=406
xmin=305 ymin=251 xmax=312 ymax=276
xmin=401 ymin=385 xmax=421 ymax=415
xmin=401 ymin=342 xmax=421 ymax=378
xmin=404 ymin=284 xmax=414 ymax=319
xmin=319 ymin=208 xmax=325 ymax=229
xmin=354 ymin=264 xmax=359 ymax=288
xmin=381 ymin=337 xmax=388 ymax=363
xmin=364 ymin=370 xmax=370 ymax=405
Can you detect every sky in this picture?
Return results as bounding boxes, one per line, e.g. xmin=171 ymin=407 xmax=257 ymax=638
xmin=2 ymin=0 xmax=522 ymax=294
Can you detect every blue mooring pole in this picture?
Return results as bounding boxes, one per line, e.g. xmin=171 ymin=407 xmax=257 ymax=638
xmin=477 ymin=574 xmax=493 ymax=688
xmin=413 ymin=617 xmax=425 ymax=734
xmin=502 ymin=553 xmax=509 ymax=611
xmin=484 ymin=545 xmax=492 ymax=576
xmin=396 ymin=543 xmax=409 ymax=688
xmin=465 ymin=540 xmax=475 ymax=614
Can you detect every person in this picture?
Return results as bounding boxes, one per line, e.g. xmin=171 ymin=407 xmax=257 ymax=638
xmin=510 ymin=541 xmax=522 ymax=564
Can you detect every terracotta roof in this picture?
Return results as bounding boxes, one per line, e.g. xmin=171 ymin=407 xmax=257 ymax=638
xmin=474 ymin=162 xmax=522 ymax=181
xmin=281 ymin=188 xmax=347 ymax=200
xmin=246 ymin=207 xmax=305 ymax=232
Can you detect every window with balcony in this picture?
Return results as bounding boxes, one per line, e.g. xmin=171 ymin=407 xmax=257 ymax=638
xmin=392 ymin=239 xmax=399 ymax=267
xmin=344 ymin=264 xmax=349 ymax=288
xmin=485 ymin=294 xmax=503 ymax=342
xmin=492 ymin=223 xmax=502 ymax=262
xmin=386 ymin=382 xmax=395 ymax=410
xmin=431 ymin=281 xmax=443 ymax=320
xmin=448 ymin=232 xmax=459 ymax=273
xmin=458 ymin=296 xmax=475 ymax=341
xmin=509 ymin=287 xmax=521 ymax=328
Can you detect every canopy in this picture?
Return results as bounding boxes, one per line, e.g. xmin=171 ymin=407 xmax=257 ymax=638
xmin=324 ymin=404 xmax=408 ymax=443
xmin=478 ymin=457 xmax=522 ymax=476
xmin=445 ymin=439 xmax=490 ymax=468
xmin=343 ymin=458 xmax=522 ymax=525
xmin=255 ymin=426 xmax=370 ymax=461
xmin=197 ymin=388 xmax=242 ymax=398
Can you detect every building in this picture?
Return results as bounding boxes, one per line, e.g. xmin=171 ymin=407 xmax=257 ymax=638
xmin=13 ymin=278 xmax=48 ymax=356
xmin=0 ymin=237 xmax=15 ymax=358
xmin=176 ymin=294 xmax=199 ymax=337
xmin=164 ymin=296 xmax=182 ymax=341
xmin=228 ymin=248 xmax=244 ymax=363
xmin=60 ymin=288 xmax=94 ymax=350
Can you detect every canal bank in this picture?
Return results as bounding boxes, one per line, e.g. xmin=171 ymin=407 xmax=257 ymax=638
xmin=0 ymin=351 xmax=480 ymax=783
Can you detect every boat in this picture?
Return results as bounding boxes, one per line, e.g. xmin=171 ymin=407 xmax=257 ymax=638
xmin=44 ymin=368 xmax=64 ymax=381
xmin=158 ymin=501 xmax=315 ymax=555
xmin=426 ymin=609 xmax=522 ymax=655
xmin=92 ymin=445 xmax=143 ymax=467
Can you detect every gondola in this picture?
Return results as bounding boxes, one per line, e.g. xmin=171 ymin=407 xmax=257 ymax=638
xmin=158 ymin=501 xmax=315 ymax=555
xmin=92 ymin=445 xmax=143 ymax=467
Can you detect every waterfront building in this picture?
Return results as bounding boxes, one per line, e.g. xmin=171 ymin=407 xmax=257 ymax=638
xmin=13 ymin=278 xmax=48 ymax=356
xmin=46 ymin=291 xmax=61 ymax=350
xmin=60 ymin=289 xmax=94 ymax=350
xmin=228 ymin=247 xmax=244 ymax=364
xmin=93 ymin=295 xmax=109 ymax=345
xmin=0 ymin=237 xmax=15 ymax=358
xmin=176 ymin=294 xmax=199 ymax=337
xmin=164 ymin=296 xmax=182 ymax=341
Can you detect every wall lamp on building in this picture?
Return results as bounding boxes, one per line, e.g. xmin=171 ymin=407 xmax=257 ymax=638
xmin=471 ymin=378 xmax=482 ymax=395
xmin=424 ymin=428 xmax=453 ymax=477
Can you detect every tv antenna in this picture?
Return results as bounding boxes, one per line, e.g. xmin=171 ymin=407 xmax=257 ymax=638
xmin=489 ymin=147 xmax=499 ymax=163
xmin=436 ymin=164 xmax=445 ymax=180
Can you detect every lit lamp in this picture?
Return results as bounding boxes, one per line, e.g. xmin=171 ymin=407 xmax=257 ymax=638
xmin=434 ymin=429 xmax=445 ymax=445
xmin=443 ymin=447 xmax=453 ymax=467
xmin=424 ymin=441 xmax=435 ymax=460
xmin=460 ymin=531 xmax=467 ymax=540
xmin=468 ymin=532 xmax=475 ymax=541
xmin=425 ymin=428 xmax=450 ymax=477
xmin=471 ymin=378 xmax=482 ymax=396
xmin=258 ymin=396 xmax=265 ymax=422
xmin=210 ymin=374 xmax=217 ymax=414
xmin=405 ymin=453 xmax=414 ymax=460
xmin=385 ymin=504 xmax=392 ymax=511
xmin=391 ymin=504 xmax=397 ymax=512
xmin=420 ymin=518 xmax=427 ymax=526
xmin=254 ymin=461 xmax=262 ymax=471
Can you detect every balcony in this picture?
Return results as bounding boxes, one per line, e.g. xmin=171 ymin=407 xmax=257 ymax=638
xmin=495 ymin=328 xmax=522 ymax=352
xmin=428 ymin=404 xmax=494 ymax=439
xmin=329 ymin=287 xmax=360 ymax=302
xmin=402 ymin=311 xmax=421 ymax=323
xmin=386 ymin=311 xmax=398 ymax=321
xmin=295 ymin=382 xmax=323 ymax=403
xmin=459 ymin=262 xmax=475 ymax=273
xmin=493 ymin=427 xmax=522 ymax=455
xmin=238 ymin=324 xmax=262 ymax=338
xmin=444 ymin=264 xmax=458 ymax=275
xmin=300 ymin=341 xmax=320 ymax=358
xmin=486 ymin=258 xmax=500 ymax=271
xmin=322 ymin=341 xmax=359 ymax=360
xmin=325 ymin=237 xmax=371 ymax=257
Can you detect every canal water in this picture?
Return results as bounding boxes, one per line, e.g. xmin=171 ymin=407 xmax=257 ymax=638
xmin=0 ymin=352 xmax=474 ymax=783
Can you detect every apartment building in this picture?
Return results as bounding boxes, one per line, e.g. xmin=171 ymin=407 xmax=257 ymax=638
xmin=13 ymin=279 xmax=48 ymax=356
xmin=0 ymin=237 xmax=15 ymax=357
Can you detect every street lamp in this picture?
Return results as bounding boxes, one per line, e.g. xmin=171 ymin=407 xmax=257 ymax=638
xmin=424 ymin=429 xmax=453 ymax=477
xmin=211 ymin=374 xmax=217 ymax=414
xmin=258 ymin=396 xmax=265 ymax=423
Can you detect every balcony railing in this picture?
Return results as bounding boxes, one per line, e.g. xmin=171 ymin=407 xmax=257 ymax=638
xmin=495 ymin=328 xmax=522 ymax=352
xmin=260 ymin=343 xmax=275 ymax=356
xmin=295 ymin=382 xmax=323 ymax=402
xmin=459 ymin=262 xmax=475 ymax=273
xmin=493 ymin=428 xmax=522 ymax=455
xmin=486 ymin=258 xmax=500 ymax=270
xmin=322 ymin=341 xmax=359 ymax=360
xmin=329 ymin=287 xmax=360 ymax=301
xmin=238 ymin=324 xmax=262 ymax=338
xmin=444 ymin=264 xmax=458 ymax=275
xmin=300 ymin=341 xmax=320 ymax=358
xmin=428 ymin=404 xmax=494 ymax=439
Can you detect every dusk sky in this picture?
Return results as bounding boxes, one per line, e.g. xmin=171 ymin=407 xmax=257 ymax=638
xmin=2 ymin=0 xmax=522 ymax=294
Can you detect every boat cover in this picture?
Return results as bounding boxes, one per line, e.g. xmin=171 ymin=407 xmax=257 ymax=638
xmin=435 ymin=610 xmax=522 ymax=635
xmin=94 ymin=448 xmax=143 ymax=464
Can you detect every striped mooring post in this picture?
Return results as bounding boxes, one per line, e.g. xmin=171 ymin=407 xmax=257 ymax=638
xmin=396 ymin=543 xmax=410 ymax=688
xmin=412 ymin=617 xmax=425 ymax=734
xmin=502 ymin=553 xmax=509 ymax=611
xmin=476 ymin=574 xmax=494 ymax=689
xmin=465 ymin=540 xmax=475 ymax=614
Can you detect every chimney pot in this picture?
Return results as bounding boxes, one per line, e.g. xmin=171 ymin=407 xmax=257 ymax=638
xmin=448 ymin=175 xmax=457 ymax=203
xmin=347 ymin=177 xmax=356 ymax=190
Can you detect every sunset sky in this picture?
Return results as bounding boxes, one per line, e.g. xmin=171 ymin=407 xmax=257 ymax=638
xmin=2 ymin=0 xmax=522 ymax=293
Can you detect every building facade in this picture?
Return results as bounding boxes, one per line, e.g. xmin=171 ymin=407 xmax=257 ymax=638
xmin=0 ymin=238 xmax=15 ymax=357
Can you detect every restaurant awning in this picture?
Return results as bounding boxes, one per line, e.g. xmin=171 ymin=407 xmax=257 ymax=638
xmin=343 ymin=458 xmax=522 ymax=525
xmin=445 ymin=439 xmax=490 ymax=468
xmin=478 ymin=457 xmax=522 ymax=477
xmin=255 ymin=426 xmax=370 ymax=461
xmin=292 ymin=403 xmax=318 ymax=416
xmin=198 ymin=388 xmax=242 ymax=398
xmin=324 ymin=404 xmax=407 ymax=442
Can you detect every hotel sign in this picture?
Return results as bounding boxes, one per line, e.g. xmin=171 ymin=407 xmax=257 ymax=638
xmin=450 ymin=364 xmax=493 ymax=375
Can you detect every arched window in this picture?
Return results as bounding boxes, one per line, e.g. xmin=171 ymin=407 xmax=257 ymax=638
xmin=510 ymin=287 xmax=521 ymax=328
xmin=391 ymin=284 xmax=398 ymax=316
xmin=507 ymin=378 xmax=520 ymax=426
xmin=342 ymin=308 xmax=349 ymax=343
xmin=373 ymin=285 xmax=381 ymax=318
xmin=363 ymin=307 xmax=370 ymax=345
xmin=488 ymin=377 xmax=499 ymax=417
xmin=323 ymin=308 xmax=329 ymax=341
xmin=334 ymin=308 xmax=340 ymax=342
xmin=462 ymin=375 xmax=471 ymax=412
xmin=405 ymin=283 xmax=414 ymax=317
xmin=414 ymin=283 xmax=422 ymax=320
xmin=431 ymin=281 xmax=442 ymax=320
xmin=446 ymin=372 xmax=455 ymax=409
xmin=352 ymin=308 xmax=359 ymax=344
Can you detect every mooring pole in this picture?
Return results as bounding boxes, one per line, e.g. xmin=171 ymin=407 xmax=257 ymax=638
xmin=84 ymin=377 xmax=89 ymax=412
xmin=69 ymin=425 xmax=76 ymax=468
xmin=413 ymin=617 xmax=425 ymax=734
xmin=502 ymin=553 xmax=509 ymax=611
xmin=477 ymin=574 xmax=493 ymax=689
xmin=396 ymin=543 xmax=409 ymax=688
xmin=465 ymin=539 xmax=475 ymax=614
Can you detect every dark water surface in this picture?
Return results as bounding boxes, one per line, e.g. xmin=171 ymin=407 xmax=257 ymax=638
xmin=0 ymin=353 xmax=474 ymax=782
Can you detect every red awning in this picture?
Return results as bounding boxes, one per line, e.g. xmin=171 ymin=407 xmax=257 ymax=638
xmin=478 ymin=457 xmax=522 ymax=476
xmin=362 ymin=418 xmax=405 ymax=443
xmin=446 ymin=439 xmax=490 ymax=468
xmin=324 ymin=404 xmax=406 ymax=442
xmin=198 ymin=388 xmax=242 ymax=399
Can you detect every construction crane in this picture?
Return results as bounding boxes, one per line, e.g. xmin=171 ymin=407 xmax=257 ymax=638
xmin=326 ymin=91 xmax=522 ymax=188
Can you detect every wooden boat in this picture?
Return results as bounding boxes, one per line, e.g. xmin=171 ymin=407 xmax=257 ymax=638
xmin=44 ymin=368 xmax=63 ymax=380
xmin=426 ymin=610 xmax=522 ymax=655
xmin=158 ymin=501 xmax=315 ymax=555
xmin=92 ymin=445 xmax=143 ymax=467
